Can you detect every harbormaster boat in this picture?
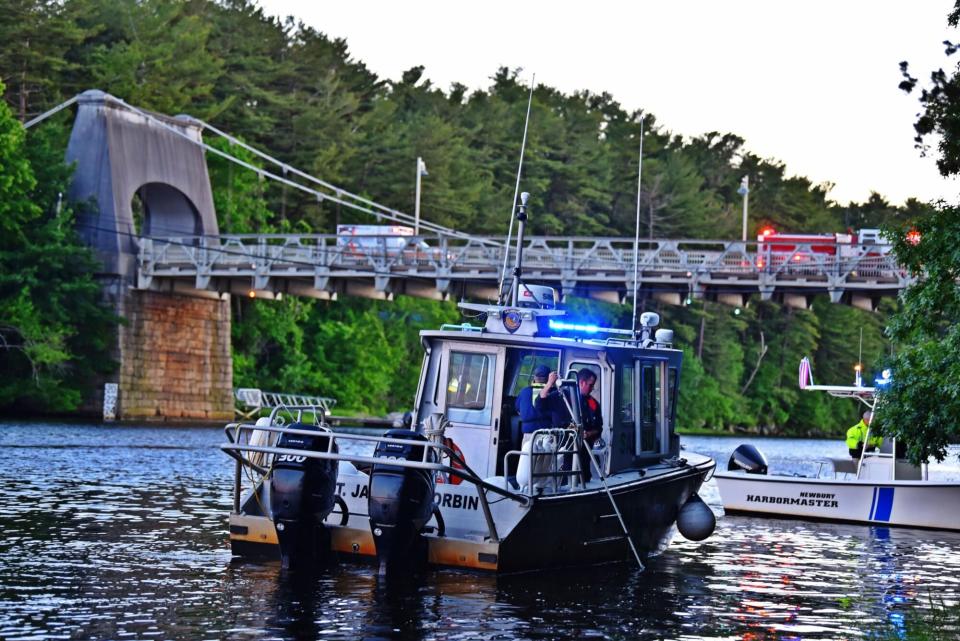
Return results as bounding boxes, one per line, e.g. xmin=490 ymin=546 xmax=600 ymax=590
xmin=714 ymin=359 xmax=960 ymax=531
xmin=221 ymin=197 xmax=716 ymax=575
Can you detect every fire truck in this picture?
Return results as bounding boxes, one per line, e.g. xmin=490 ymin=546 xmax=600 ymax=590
xmin=754 ymin=226 xmax=892 ymax=273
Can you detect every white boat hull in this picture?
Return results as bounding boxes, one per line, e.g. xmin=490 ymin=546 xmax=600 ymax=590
xmin=714 ymin=471 xmax=960 ymax=531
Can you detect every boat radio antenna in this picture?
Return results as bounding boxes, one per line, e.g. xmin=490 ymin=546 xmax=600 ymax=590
xmin=498 ymin=73 xmax=536 ymax=304
xmin=509 ymin=192 xmax=531 ymax=306
xmin=630 ymin=115 xmax=646 ymax=336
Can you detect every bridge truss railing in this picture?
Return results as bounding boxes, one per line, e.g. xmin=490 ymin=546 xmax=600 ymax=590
xmin=137 ymin=234 xmax=913 ymax=299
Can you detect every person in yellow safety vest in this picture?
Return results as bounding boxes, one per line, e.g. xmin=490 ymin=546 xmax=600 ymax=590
xmin=846 ymin=410 xmax=882 ymax=458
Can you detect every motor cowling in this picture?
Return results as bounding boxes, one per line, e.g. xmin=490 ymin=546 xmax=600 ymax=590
xmin=368 ymin=429 xmax=437 ymax=575
xmin=727 ymin=444 xmax=768 ymax=474
xmin=269 ymin=422 xmax=339 ymax=570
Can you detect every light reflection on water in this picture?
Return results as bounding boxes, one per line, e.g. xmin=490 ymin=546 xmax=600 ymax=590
xmin=1 ymin=422 xmax=958 ymax=640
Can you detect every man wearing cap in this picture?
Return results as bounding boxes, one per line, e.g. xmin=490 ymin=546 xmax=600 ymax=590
xmin=515 ymin=365 xmax=562 ymax=444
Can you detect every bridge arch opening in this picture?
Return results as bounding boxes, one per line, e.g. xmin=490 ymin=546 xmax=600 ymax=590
xmin=131 ymin=183 xmax=201 ymax=239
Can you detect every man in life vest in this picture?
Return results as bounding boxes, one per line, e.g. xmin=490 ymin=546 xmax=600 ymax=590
xmin=577 ymin=369 xmax=603 ymax=446
xmin=574 ymin=369 xmax=604 ymax=481
xmin=515 ymin=364 xmax=563 ymax=445
xmin=846 ymin=411 xmax=882 ymax=458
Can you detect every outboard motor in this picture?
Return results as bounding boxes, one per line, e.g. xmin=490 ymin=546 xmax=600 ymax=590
xmin=728 ymin=444 xmax=769 ymax=474
xmin=269 ymin=422 xmax=339 ymax=570
xmin=368 ymin=429 xmax=437 ymax=575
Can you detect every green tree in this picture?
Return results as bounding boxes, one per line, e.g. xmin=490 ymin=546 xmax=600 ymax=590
xmin=899 ymin=1 xmax=960 ymax=176
xmin=877 ymin=209 xmax=960 ymax=462
xmin=0 ymin=0 xmax=85 ymax=121
xmin=0 ymin=82 xmax=116 ymax=411
xmin=84 ymin=0 xmax=223 ymax=115
xmin=878 ymin=2 xmax=960 ymax=462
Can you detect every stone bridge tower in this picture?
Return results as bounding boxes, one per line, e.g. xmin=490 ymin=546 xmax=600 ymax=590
xmin=67 ymin=90 xmax=233 ymax=421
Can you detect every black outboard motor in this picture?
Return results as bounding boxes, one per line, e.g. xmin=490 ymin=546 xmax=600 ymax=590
xmin=269 ymin=422 xmax=339 ymax=570
xmin=368 ymin=429 xmax=437 ymax=575
xmin=728 ymin=444 xmax=769 ymax=474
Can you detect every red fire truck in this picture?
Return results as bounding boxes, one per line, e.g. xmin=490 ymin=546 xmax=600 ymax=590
xmin=754 ymin=226 xmax=891 ymax=272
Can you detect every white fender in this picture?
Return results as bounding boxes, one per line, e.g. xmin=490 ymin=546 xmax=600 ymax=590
xmin=248 ymin=417 xmax=274 ymax=469
xmin=516 ymin=433 xmax=558 ymax=492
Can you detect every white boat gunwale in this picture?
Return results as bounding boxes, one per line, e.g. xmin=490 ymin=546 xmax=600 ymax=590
xmin=714 ymin=470 xmax=957 ymax=488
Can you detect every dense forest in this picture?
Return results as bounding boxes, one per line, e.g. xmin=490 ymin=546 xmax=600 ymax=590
xmin=0 ymin=0 xmax=940 ymax=434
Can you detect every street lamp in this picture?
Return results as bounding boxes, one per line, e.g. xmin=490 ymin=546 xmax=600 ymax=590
xmin=738 ymin=175 xmax=750 ymax=242
xmin=414 ymin=157 xmax=428 ymax=235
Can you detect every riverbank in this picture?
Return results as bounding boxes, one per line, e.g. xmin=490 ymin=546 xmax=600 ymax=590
xmin=677 ymin=425 xmax=845 ymax=439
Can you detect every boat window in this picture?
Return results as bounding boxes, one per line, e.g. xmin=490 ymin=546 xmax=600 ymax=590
xmin=667 ymin=367 xmax=678 ymax=426
xmin=613 ymin=363 xmax=636 ymax=459
xmin=432 ymin=354 xmax=442 ymax=407
xmin=445 ymin=351 xmax=494 ymax=425
xmin=508 ymin=350 xmax=560 ymax=397
xmin=639 ymin=364 xmax=660 ymax=452
xmin=568 ymin=361 xmax=601 ymax=402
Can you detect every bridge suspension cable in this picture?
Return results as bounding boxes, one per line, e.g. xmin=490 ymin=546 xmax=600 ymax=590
xmin=22 ymin=91 xmax=501 ymax=247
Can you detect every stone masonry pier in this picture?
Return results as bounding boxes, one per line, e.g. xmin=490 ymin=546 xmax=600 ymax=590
xmin=117 ymin=291 xmax=233 ymax=421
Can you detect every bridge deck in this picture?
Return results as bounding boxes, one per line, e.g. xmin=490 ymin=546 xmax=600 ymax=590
xmin=138 ymin=234 xmax=911 ymax=308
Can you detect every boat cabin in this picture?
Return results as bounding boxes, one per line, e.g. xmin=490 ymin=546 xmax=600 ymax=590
xmin=412 ymin=297 xmax=683 ymax=482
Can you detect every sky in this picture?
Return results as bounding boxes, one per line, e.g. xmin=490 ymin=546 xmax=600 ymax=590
xmin=260 ymin=0 xmax=959 ymax=207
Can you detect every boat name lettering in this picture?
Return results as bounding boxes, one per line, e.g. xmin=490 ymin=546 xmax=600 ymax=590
xmin=798 ymin=491 xmax=836 ymax=499
xmin=338 ymin=483 xmax=478 ymax=510
xmin=434 ymin=492 xmax=479 ymax=511
xmin=347 ymin=484 xmax=369 ymax=499
xmin=746 ymin=494 xmax=839 ymax=508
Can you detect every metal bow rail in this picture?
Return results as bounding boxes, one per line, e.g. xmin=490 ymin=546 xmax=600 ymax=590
xmin=234 ymin=388 xmax=337 ymax=419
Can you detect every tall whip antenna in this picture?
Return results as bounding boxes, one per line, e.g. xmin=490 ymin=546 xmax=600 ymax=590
xmin=497 ymin=73 xmax=536 ymax=304
xmin=630 ymin=115 xmax=646 ymax=335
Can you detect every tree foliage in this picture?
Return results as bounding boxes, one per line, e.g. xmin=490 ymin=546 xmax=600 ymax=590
xmin=875 ymin=1 xmax=960 ymax=462
xmin=0 ymin=80 xmax=116 ymax=411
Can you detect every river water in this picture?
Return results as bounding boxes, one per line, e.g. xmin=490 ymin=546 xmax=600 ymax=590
xmin=1 ymin=422 xmax=959 ymax=640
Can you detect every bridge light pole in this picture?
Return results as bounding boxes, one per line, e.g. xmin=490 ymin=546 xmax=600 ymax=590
xmin=738 ymin=175 xmax=750 ymax=242
xmin=414 ymin=157 xmax=428 ymax=235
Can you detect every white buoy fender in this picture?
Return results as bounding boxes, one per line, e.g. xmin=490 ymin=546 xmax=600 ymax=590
xmin=249 ymin=417 xmax=274 ymax=468
xmin=676 ymin=493 xmax=716 ymax=541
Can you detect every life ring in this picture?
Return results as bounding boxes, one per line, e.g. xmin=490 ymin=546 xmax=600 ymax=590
xmin=437 ymin=438 xmax=466 ymax=485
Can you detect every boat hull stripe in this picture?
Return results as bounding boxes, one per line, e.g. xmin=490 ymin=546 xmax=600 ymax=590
xmin=873 ymin=487 xmax=895 ymax=522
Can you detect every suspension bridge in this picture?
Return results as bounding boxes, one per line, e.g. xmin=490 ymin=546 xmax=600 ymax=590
xmin=26 ymin=90 xmax=911 ymax=421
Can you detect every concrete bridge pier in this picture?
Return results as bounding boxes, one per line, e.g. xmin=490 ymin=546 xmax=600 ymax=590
xmin=67 ymin=90 xmax=234 ymax=421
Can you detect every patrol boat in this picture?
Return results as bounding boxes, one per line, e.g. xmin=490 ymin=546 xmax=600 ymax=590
xmin=714 ymin=360 xmax=960 ymax=531
xmin=221 ymin=196 xmax=716 ymax=574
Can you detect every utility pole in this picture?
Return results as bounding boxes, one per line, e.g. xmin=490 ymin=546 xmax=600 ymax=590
xmin=414 ymin=157 xmax=428 ymax=235
xmin=738 ymin=175 xmax=750 ymax=242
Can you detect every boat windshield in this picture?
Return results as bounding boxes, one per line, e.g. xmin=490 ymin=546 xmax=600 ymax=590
xmin=507 ymin=349 xmax=560 ymax=396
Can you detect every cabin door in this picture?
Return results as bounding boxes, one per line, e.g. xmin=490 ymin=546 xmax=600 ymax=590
xmin=437 ymin=341 xmax=505 ymax=478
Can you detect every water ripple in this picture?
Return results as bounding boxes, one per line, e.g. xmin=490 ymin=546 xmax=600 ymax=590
xmin=1 ymin=423 xmax=959 ymax=640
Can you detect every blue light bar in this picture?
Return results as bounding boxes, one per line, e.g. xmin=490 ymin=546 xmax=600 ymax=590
xmin=549 ymin=320 xmax=600 ymax=334
xmin=548 ymin=320 xmax=634 ymax=336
